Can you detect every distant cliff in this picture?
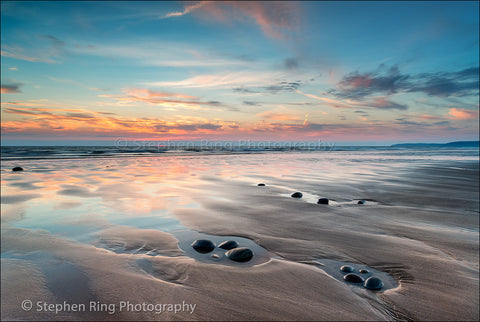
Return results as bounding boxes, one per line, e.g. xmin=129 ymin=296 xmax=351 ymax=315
xmin=391 ymin=141 xmax=479 ymax=148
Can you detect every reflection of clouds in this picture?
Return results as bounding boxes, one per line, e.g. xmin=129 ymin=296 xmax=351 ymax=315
xmin=94 ymin=182 xmax=152 ymax=214
xmin=53 ymin=201 xmax=83 ymax=210
xmin=2 ymin=156 xmax=247 ymax=232
xmin=1 ymin=204 xmax=27 ymax=223
xmin=59 ymin=213 xmax=113 ymax=229
xmin=57 ymin=185 xmax=97 ymax=198
xmin=9 ymin=181 xmax=41 ymax=190
xmin=1 ymin=194 xmax=42 ymax=204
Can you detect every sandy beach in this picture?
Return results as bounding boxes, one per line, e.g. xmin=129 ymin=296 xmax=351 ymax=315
xmin=1 ymin=150 xmax=479 ymax=321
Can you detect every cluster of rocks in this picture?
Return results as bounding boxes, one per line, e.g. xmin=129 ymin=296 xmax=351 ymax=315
xmin=191 ymin=239 xmax=253 ymax=262
xmin=289 ymin=190 xmax=330 ymax=204
xmin=258 ymin=183 xmax=366 ymax=205
xmin=340 ymin=265 xmax=384 ymax=290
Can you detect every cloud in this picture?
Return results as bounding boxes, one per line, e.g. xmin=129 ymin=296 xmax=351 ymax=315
xmin=99 ymin=87 xmax=222 ymax=111
xmin=65 ymin=112 xmax=96 ymax=119
xmin=256 ymin=111 xmax=300 ymax=121
xmin=394 ymin=118 xmax=434 ymax=127
xmin=3 ymin=107 xmax=53 ymax=115
xmin=411 ymin=67 xmax=479 ymax=97
xmin=3 ymin=101 xmax=474 ymax=141
xmin=1 ymin=105 xmax=226 ymax=137
xmin=417 ymin=114 xmax=444 ymax=120
xmin=335 ymin=65 xmax=410 ymax=99
xmin=296 ymin=90 xmax=408 ymax=110
xmin=162 ymin=1 xmax=207 ymax=18
xmin=161 ymin=1 xmax=300 ymax=40
xmin=295 ymin=90 xmax=350 ymax=108
xmin=370 ymin=97 xmax=408 ymax=110
xmin=1 ymin=35 xmax=67 ymax=64
xmin=1 ymin=46 xmax=45 ymax=63
xmin=393 ymin=115 xmax=453 ymax=128
xmin=123 ymin=88 xmax=197 ymax=99
xmin=74 ymin=42 xmax=254 ymax=69
xmin=243 ymin=101 xmax=260 ymax=106
xmin=148 ymin=71 xmax=290 ymax=89
xmin=48 ymin=76 xmax=108 ymax=91
xmin=448 ymin=107 xmax=479 ymax=120
xmin=233 ymin=81 xmax=302 ymax=94
xmin=1 ymin=82 xmax=23 ymax=94
xmin=334 ymin=65 xmax=479 ymax=99
xmin=197 ymin=123 xmax=222 ymax=130
xmin=284 ymin=57 xmax=298 ymax=70
xmin=263 ymin=81 xmax=302 ymax=94
xmin=39 ymin=35 xmax=65 ymax=47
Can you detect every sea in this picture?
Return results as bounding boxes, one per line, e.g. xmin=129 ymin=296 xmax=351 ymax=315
xmin=1 ymin=142 xmax=479 ymax=161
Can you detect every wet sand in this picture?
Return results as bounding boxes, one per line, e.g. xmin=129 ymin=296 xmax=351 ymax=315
xmin=1 ymin=152 xmax=479 ymax=320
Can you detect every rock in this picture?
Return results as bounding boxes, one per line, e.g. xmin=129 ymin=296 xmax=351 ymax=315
xmin=257 ymin=183 xmax=266 ymax=186
xmin=343 ymin=273 xmax=365 ymax=283
xmin=357 ymin=200 xmax=365 ymax=205
xmin=211 ymin=254 xmax=220 ymax=259
xmin=12 ymin=167 xmax=23 ymax=172
xmin=225 ymin=247 xmax=253 ymax=262
xmin=359 ymin=269 xmax=370 ymax=274
xmin=191 ymin=239 xmax=215 ymax=253
xmin=340 ymin=265 xmax=354 ymax=273
xmin=317 ymin=198 xmax=329 ymax=205
xmin=291 ymin=192 xmax=303 ymax=198
xmin=364 ymin=276 xmax=384 ymax=290
xmin=218 ymin=240 xmax=239 ymax=250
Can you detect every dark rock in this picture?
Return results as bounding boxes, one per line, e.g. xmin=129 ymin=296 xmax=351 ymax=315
xmin=191 ymin=239 xmax=215 ymax=253
xmin=340 ymin=265 xmax=354 ymax=273
xmin=357 ymin=200 xmax=365 ymax=204
xmin=218 ymin=240 xmax=239 ymax=250
xmin=317 ymin=198 xmax=329 ymax=205
xmin=291 ymin=192 xmax=303 ymax=198
xmin=225 ymin=247 xmax=253 ymax=262
xmin=257 ymin=183 xmax=266 ymax=186
xmin=12 ymin=167 xmax=23 ymax=172
xmin=343 ymin=273 xmax=365 ymax=283
xmin=364 ymin=276 xmax=384 ymax=290
xmin=359 ymin=269 xmax=370 ymax=274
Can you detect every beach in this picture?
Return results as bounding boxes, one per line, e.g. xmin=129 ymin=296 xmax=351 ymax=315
xmin=1 ymin=148 xmax=479 ymax=321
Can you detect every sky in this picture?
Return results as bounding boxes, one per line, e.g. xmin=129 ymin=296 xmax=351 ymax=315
xmin=1 ymin=1 xmax=479 ymax=145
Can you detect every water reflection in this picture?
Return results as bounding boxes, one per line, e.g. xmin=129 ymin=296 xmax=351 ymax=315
xmin=1 ymin=151 xmax=478 ymax=245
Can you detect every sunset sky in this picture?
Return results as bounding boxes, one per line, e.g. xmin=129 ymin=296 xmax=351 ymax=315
xmin=1 ymin=1 xmax=479 ymax=145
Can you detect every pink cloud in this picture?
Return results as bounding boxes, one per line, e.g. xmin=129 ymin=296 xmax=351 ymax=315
xmin=256 ymin=111 xmax=301 ymax=121
xmin=295 ymin=90 xmax=353 ymax=108
xmin=124 ymin=88 xmax=197 ymax=99
xmin=163 ymin=1 xmax=300 ymax=39
xmin=448 ymin=108 xmax=479 ymax=120
xmin=97 ymin=88 xmax=217 ymax=111
xmin=418 ymin=114 xmax=443 ymax=120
